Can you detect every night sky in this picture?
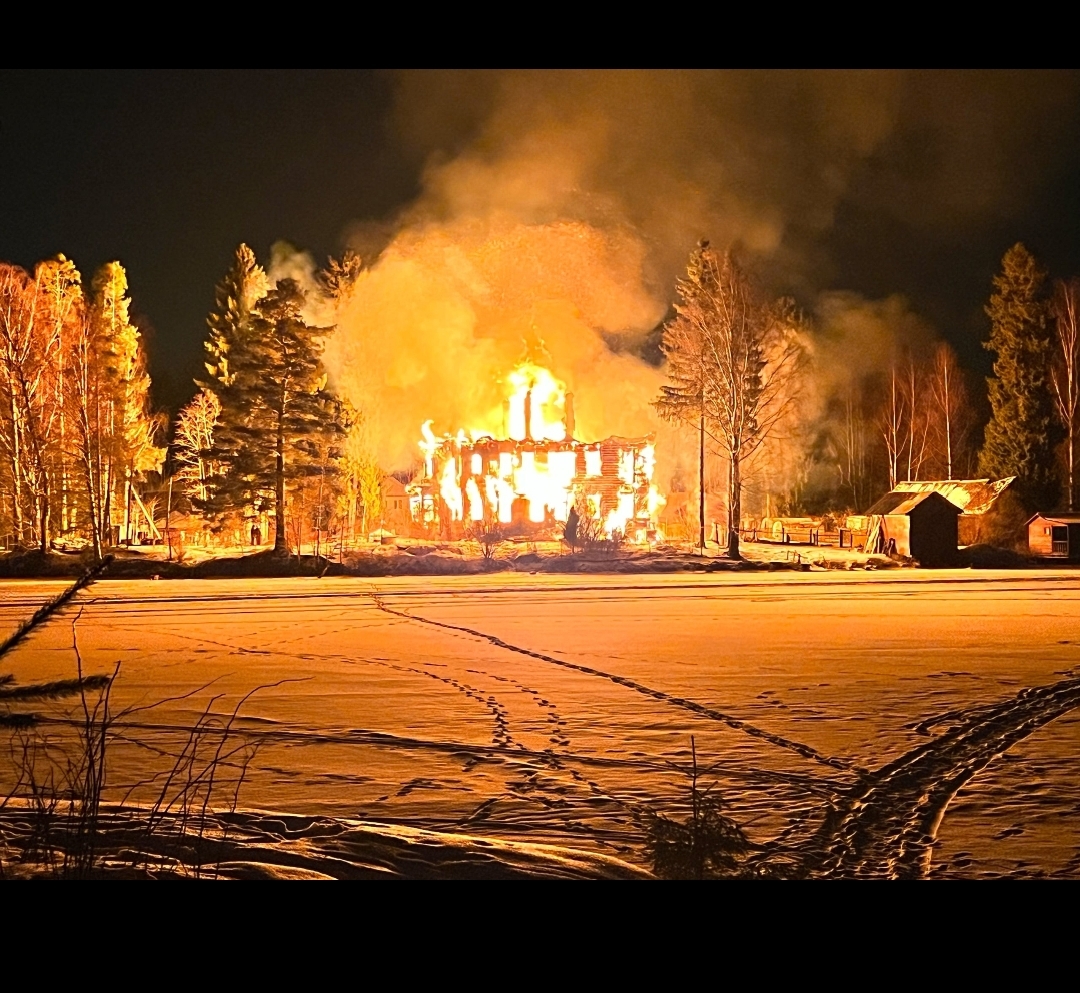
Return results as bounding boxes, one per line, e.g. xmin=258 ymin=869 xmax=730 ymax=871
xmin=3 ymin=70 xmax=1080 ymax=416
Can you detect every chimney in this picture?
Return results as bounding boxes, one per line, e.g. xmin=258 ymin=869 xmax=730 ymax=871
xmin=524 ymin=388 xmax=534 ymax=441
xmin=564 ymin=392 xmax=576 ymax=440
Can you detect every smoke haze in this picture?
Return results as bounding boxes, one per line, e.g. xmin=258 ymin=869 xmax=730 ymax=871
xmin=314 ymin=71 xmax=1080 ymax=480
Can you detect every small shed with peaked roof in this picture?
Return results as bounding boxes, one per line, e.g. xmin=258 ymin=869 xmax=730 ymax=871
xmin=864 ymin=490 xmax=961 ymax=566
xmin=1027 ymin=513 xmax=1080 ymax=560
xmin=891 ymin=477 xmax=1015 ymax=546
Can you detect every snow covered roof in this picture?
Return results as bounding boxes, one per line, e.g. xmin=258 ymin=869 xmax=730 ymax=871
xmin=1026 ymin=512 xmax=1080 ymax=525
xmin=891 ymin=477 xmax=1015 ymax=515
xmin=865 ymin=490 xmax=962 ymax=517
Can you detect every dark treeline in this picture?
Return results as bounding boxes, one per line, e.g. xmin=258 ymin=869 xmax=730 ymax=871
xmin=775 ymin=243 xmax=1080 ymax=523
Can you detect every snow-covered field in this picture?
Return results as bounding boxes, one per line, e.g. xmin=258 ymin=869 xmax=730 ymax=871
xmin=2 ymin=570 xmax=1079 ymax=878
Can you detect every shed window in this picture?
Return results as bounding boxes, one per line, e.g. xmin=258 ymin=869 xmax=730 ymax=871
xmin=1046 ymin=526 xmax=1052 ymax=535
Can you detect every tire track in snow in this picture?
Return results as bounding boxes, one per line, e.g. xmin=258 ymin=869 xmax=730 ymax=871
xmin=800 ymin=669 xmax=1080 ymax=878
xmin=367 ymin=590 xmax=858 ymax=775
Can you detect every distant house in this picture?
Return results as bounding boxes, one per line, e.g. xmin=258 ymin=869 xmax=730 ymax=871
xmin=864 ymin=490 xmax=961 ymax=566
xmin=379 ymin=476 xmax=411 ymax=533
xmin=1027 ymin=513 xmax=1080 ymax=561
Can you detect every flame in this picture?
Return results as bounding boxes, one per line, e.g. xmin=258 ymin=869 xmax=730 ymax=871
xmin=419 ymin=419 xmax=438 ymax=479
xmin=506 ymin=363 xmax=567 ymax=442
xmin=415 ymin=362 xmax=663 ymax=541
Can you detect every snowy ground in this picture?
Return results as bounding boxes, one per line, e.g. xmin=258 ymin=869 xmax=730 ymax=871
xmin=2 ymin=570 xmax=1079 ymax=878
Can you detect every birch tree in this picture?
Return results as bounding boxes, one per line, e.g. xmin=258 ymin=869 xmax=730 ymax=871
xmin=87 ymin=263 xmax=163 ymax=546
xmin=36 ymin=257 xmax=84 ymax=537
xmin=1052 ymin=278 xmax=1080 ymax=510
xmin=880 ymin=362 xmax=906 ymax=490
xmin=658 ymin=243 xmax=804 ymax=559
xmin=926 ymin=342 xmax=971 ymax=481
xmin=174 ymin=387 xmax=221 ymax=504
xmin=0 ymin=262 xmax=81 ymax=551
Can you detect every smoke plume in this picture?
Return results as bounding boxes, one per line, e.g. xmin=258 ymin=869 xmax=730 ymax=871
xmin=315 ymin=71 xmax=1078 ymax=481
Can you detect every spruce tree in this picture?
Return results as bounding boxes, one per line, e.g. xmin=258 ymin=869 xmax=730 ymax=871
xmin=208 ymin=278 xmax=339 ymax=553
xmin=654 ymin=242 xmax=713 ymax=552
xmin=203 ymin=244 xmax=267 ymax=390
xmin=197 ymin=245 xmax=268 ymax=524
xmin=979 ymin=243 xmax=1062 ymax=512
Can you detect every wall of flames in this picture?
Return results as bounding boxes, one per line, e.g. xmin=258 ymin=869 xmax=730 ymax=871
xmin=412 ymin=363 xmax=664 ymax=540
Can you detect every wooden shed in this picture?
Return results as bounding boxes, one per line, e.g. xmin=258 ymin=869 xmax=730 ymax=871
xmin=892 ymin=477 xmax=1015 ymax=545
xmin=1027 ymin=513 xmax=1080 ymax=560
xmin=864 ymin=490 xmax=961 ymax=566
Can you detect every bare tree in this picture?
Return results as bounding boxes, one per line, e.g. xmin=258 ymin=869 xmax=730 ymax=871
xmin=926 ymin=342 xmax=971 ymax=481
xmin=1052 ymin=279 xmax=1080 ymax=511
xmin=902 ymin=353 xmax=931 ymax=482
xmin=835 ymin=381 xmax=874 ymax=510
xmin=0 ymin=256 xmax=160 ymax=559
xmin=878 ymin=350 xmax=933 ymax=487
xmin=880 ymin=362 xmax=906 ymax=490
xmin=174 ymin=388 xmax=222 ymax=505
xmin=0 ymin=262 xmax=80 ymax=552
xmin=658 ymin=244 xmax=804 ymax=559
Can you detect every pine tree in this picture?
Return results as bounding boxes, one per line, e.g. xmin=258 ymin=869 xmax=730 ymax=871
xmin=207 ymin=278 xmax=339 ymax=553
xmin=979 ymin=244 xmax=1062 ymax=512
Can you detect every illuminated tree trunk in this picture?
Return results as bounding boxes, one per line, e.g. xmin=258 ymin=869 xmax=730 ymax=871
xmin=75 ymin=401 xmax=103 ymax=561
xmin=727 ymin=444 xmax=742 ymax=560
xmin=1053 ymin=279 xmax=1080 ymax=511
xmin=698 ymin=411 xmax=706 ymax=552
xmin=5 ymin=372 xmax=25 ymax=544
xmin=274 ymin=403 xmax=287 ymax=554
xmin=882 ymin=364 xmax=904 ymax=490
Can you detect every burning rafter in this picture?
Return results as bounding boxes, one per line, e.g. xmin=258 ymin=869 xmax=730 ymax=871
xmin=411 ymin=364 xmax=664 ymax=541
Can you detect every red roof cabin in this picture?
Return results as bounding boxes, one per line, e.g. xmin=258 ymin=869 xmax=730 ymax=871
xmin=1027 ymin=513 xmax=1080 ymax=561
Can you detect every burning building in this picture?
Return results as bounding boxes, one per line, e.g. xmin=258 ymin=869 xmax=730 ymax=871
xmin=408 ymin=364 xmax=664 ymax=542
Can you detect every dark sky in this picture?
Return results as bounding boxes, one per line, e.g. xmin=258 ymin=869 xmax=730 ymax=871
xmin=0 ymin=70 xmax=420 ymax=412
xmin=3 ymin=70 xmax=1080 ymax=415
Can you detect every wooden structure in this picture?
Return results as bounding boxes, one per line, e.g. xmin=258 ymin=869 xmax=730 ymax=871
xmin=657 ymin=491 xmax=690 ymax=539
xmin=892 ymin=477 xmax=1014 ymax=545
xmin=864 ymin=490 xmax=961 ymax=566
xmin=411 ymin=433 xmax=658 ymax=540
xmin=380 ymin=476 xmax=411 ymax=533
xmin=1027 ymin=513 xmax=1080 ymax=560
